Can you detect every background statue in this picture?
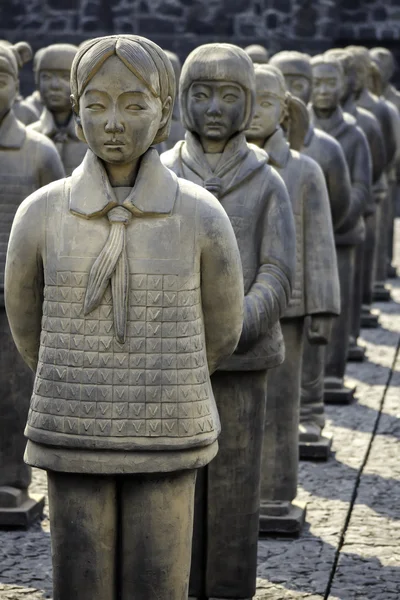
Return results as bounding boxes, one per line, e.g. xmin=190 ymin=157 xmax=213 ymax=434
xmin=245 ymin=44 xmax=269 ymax=64
xmin=5 ymin=35 xmax=244 ymax=599
xmin=162 ymin=42 xmax=296 ymax=599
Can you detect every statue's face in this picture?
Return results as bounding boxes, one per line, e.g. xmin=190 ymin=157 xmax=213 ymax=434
xmin=312 ymin=63 xmax=342 ymax=111
xmin=79 ymin=55 xmax=164 ymax=166
xmin=352 ymin=58 xmax=368 ymax=95
xmin=187 ymin=81 xmax=246 ymax=144
xmin=0 ymin=70 xmax=17 ymax=119
xmin=246 ymin=73 xmax=282 ymax=142
xmin=283 ymin=74 xmax=311 ymax=105
xmin=341 ymin=65 xmax=356 ymax=102
xmin=40 ymin=68 xmax=71 ymax=113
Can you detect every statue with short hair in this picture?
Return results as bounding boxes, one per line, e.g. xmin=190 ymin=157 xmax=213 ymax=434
xmin=162 ymin=42 xmax=296 ymax=599
xmin=5 ymin=35 xmax=244 ymax=599
xmin=245 ymin=43 xmax=269 ymax=64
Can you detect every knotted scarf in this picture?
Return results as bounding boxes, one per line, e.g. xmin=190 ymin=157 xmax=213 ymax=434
xmin=84 ymin=206 xmax=132 ymax=343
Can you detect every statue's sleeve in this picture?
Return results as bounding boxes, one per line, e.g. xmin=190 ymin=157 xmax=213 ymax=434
xmin=5 ymin=189 xmax=45 ymax=372
xmin=325 ymin=141 xmax=352 ymax=231
xmin=238 ymin=172 xmax=296 ymax=352
xmin=199 ymin=191 xmax=244 ymax=375
xmin=38 ymin=138 xmax=65 ymax=186
xmin=303 ymin=159 xmax=340 ymax=316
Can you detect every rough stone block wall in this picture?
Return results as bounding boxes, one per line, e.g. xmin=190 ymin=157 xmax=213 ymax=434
xmin=0 ymin=0 xmax=400 ymax=94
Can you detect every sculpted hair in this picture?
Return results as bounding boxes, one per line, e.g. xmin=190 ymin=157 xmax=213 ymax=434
xmin=71 ymin=35 xmax=175 ymax=145
xmin=0 ymin=41 xmax=32 ymax=79
xmin=311 ymin=54 xmax=344 ymax=79
xmin=254 ymin=64 xmax=309 ymax=151
xmin=325 ymin=49 xmax=355 ymax=76
xmin=370 ymin=47 xmax=395 ymax=81
xmin=180 ymin=43 xmax=256 ymax=132
xmin=244 ymin=44 xmax=269 ymax=64
xmin=269 ymin=51 xmax=313 ymax=81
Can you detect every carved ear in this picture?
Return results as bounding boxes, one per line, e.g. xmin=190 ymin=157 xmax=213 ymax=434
xmin=283 ymin=94 xmax=309 ymax=151
xmin=12 ymin=41 xmax=33 ymax=69
xmin=70 ymin=94 xmax=87 ymax=143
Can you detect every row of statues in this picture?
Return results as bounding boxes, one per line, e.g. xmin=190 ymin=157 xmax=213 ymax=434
xmin=0 ymin=34 xmax=398 ymax=599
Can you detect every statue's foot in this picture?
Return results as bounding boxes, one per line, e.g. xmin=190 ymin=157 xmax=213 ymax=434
xmin=299 ymin=422 xmax=322 ymax=442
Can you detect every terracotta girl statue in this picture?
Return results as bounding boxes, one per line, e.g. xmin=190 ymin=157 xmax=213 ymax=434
xmin=0 ymin=43 xmax=64 ymax=526
xmin=246 ymin=64 xmax=340 ymax=529
xmin=162 ymin=42 xmax=296 ymax=600
xmin=28 ymin=43 xmax=87 ymax=175
xmin=5 ymin=35 xmax=244 ymax=599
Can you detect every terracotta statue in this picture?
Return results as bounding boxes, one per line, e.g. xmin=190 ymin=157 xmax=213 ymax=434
xmin=270 ymin=50 xmax=352 ymax=447
xmin=5 ymin=35 xmax=244 ymax=599
xmin=244 ymin=44 xmax=269 ymax=64
xmin=0 ymin=40 xmax=39 ymax=125
xmin=23 ymin=47 xmax=46 ymax=118
xmin=370 ymin=47 xmax=400 ymax=112
xmin=156 ymin=50 xmax=185 ymax=153
xmin=28 ymin=43 xmax=87 ymax=175
xmin=348 ymin=45 xmax=397 ymax=300
xmin=246 ymin=64 xmax=339 ymax=527
xmin=327 ymin=49 xmax=386 ymax=346
xmin=162 ymin=43 xmax=296 ymax=599
xmin=310 ymin=54 xmax=372 ymax=403
xmin=0 ymin=43 xmax=64 ymax=526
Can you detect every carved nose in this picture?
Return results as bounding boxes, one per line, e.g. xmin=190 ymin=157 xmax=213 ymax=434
xmin=105 ymin=115 xmax=124 ymax=133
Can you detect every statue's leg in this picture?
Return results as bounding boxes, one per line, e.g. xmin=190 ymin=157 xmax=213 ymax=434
xmin=120 ymin=469 xmax=196 ymax=600
xmin=348 ymin=239 xmax=367 ymax=361
xmin=0 ymin=307 xmax=43 ymax=527
xmin=325 ymin=244 xmax=356 ymax=404
xmin=200 ymin=369 xmax=267 ymax=599
xmin=260 ymin=317 xmax=306 ymax=535
xmin=361 ymin=211 xmax=380 ymax=328
xmin=47 ymin=471 xmax=117 ymax=600
xmin=373 ymin=188 xmax=392 ymax=301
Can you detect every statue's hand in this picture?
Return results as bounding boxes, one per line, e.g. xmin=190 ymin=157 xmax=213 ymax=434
xmin=306 ymin=315 xmax=333 ymax=345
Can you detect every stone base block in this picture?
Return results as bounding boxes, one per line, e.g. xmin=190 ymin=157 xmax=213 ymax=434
xmin=324 ymin=378 xmax=356 ymax=405
xmin=373 ymin=284 xmax=392 ymax=302
xmin=361 ymin=309 xmax=380 ymax=328
xmin=387 ymin=264 xmax=397 ymax=279
xmin=0 ymin=486 xmax=44 ymax=528
xmin=347 ymin=343 xmax=366 ymax=362
xmin=259 ymin=501 xmax=307 ymax=536
xmin=299 ymin=432 xmax=333 ymax=461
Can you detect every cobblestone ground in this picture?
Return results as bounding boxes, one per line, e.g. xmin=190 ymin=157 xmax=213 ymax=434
xmin=1 ymin=225 xmax=400 ymax=600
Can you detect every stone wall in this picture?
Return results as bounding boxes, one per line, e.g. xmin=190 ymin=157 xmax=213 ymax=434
xmin=2 ymin=0 xmax=400 ymax=94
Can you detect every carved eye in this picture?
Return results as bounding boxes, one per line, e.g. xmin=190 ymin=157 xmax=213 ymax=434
xmin=86 ymin=103 xmax=106 ymax=111
xmin=193 ymin=92 xmax=208 ymax=100
xmin=126 ymin=104 xmax=144 ymax=111
xmin=223 ymin=93 xmax=238 ymax=102
xmin=261 ymin=100 xmax=273 ymax=108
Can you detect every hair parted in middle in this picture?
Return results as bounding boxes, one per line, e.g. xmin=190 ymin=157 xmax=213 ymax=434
xmin=70 ymin=35 xmax=176 ymax=146
xmin=179 ymin=43 xmax=256 ymax=133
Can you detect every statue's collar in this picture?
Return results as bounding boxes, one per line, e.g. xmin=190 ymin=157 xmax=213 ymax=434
xmin=69 ymin=148 xmax=178 ymax=219
xmin=37 ymin=107 xmax=79 ymax=140
xmin=310 ymin=105 xmax=349 ymax=138
xmin=0 ymin=109 xmax=26 ymax=149
xmin=262 ymin=127 xmax=291 ymax=169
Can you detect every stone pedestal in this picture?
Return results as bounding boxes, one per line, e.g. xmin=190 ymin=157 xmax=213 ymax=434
xmin=299 ymin=432 xmax=333 ymax=460
xmin=361 ymin=304 xmax=380 ymax=328
xmin=325 ymin=245 xmax=356 ymax=404
xmin=0 ymin=308 xmax=40 ymax=527
xmin=373 ymin=189 xmax=392 ymax=302
xmin=259 ymin=318 xmax=306 ymax=537
xmin=347 ymin=335 xmax=367 ymax=361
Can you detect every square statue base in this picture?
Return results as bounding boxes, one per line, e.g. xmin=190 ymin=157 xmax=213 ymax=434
xmin=372 ymin=284 xmax=392 ymax=302
xmin=347 ymin=343 xmax=366 ymax=362
xmin=361 ymin=309 xmax=380 ymax=328
xmin=259 ymin=500 xmax=307 ymax=536
xmin=324 ymin=378 xmax=356 ymax=405
xmin=0 ymin=486 xmax=45 ymax=528
xmin=299 ymin=432 xmax=333 ymax=460
xmin=387 ymin=264 xmax=397 ymax=279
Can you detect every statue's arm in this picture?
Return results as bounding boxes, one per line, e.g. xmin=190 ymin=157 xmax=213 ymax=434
xmin=199 ymin=191 xmax=244 ymax=375
xmin=237 ymin=173 xmax=296 ymax=353
xmin=5 ymin=190 xmax=45 ymax=372
xmin=325 ymin=141 xmax=352 ymax=231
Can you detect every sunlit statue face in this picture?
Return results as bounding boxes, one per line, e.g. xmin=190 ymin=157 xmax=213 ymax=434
xmin=246 ymin=72 xmax=282 ymax=143
xmin=40 ymin=69 xmax=72 ymax=113
xmin=312 ymin=63 xmax=343 ymax=112
xmin=0 ymin=70 xmax=17 ymax=121
xmin=283 ymin=74 xmax=311 ymax=105
xmin=78 ymin=55 xmax=164 ymax=166
xmin=187 ymin=81 xmax=246 ymax=147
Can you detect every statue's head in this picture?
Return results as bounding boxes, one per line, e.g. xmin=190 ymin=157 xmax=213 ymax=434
xmin=369 ymin=47 xmax=395 ymax=88
xmin=269 ymin=51 xmax=312 ymax=105
xmin=163 ymin=50 xmax=181 ymax=97
xmin=244 ymin=44 xmax=269 ymax=64
xmin=70 ymin=35 xmax=174 ymax=166
xmin=325 ymin=49 xmax=356 ymax=104
xmin=246 ymin=64 xmax=308 ymax=150
xmin=311 ymin=54 xmax=344 ymax=113
xmin=37 ymin=44 xmax=79 ymax=114
xmin=0 ymin=41 xmax=32 ymax=119
xmin=180 ymin=43 xmax=255 ymax=148
xmin=346 ymin=46 xmax=370 ymax=96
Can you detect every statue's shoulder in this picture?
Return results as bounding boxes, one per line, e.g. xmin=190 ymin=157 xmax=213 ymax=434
xmin=13 ymin=178 xmax=67 ymax=226
xmin=24 ymin=126 xmax=59 ymax=159
xmin=160 ymin=140 xmax=184 ymax=174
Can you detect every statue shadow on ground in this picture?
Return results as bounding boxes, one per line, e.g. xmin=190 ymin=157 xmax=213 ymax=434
xmin=0 ymin=518 xmax=52 ymax=598
xmin=326 ymin=401 xmax=400 ymax=438
xmin=257 ymin=524 xmax=400 ymax=599
xmin=299 ymin=452 xmax=400 ymax=522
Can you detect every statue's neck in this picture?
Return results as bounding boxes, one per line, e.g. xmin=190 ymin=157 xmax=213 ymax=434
xmin=52 ymin=109 xmax=72 ymax=128
xmin=313 ymin=106 xmax=337 ymax=120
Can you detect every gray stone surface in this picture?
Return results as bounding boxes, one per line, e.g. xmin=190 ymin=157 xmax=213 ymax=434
xmin=1 ymin=222 xmax=400 ymax=599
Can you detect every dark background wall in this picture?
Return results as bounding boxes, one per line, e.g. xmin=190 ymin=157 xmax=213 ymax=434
xmin=2 ymin=0 xmax=400 ymax=95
